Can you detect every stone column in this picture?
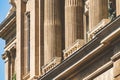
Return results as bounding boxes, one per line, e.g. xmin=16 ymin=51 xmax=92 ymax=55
xmin=44 ymin=0 xmax=62 ymax=64
xmin=89 ymin=0 xmax=108 ymax=31
xmin=116 ymin=0 xmax=120 ymax=16
xmin=65 ymin=0 xmax=84 ymax=48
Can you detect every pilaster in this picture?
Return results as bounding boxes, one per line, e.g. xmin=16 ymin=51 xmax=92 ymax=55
xmin=30 ymin=0 xmax=40 ymax=79
xmin=16 ymin=0 xmax=26 ymax=79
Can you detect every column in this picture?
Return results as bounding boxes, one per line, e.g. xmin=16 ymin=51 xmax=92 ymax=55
xmin=44 ymin=0 xmax=62 ymax=64
xmin=65 ymin=0 xmax=84 ymax=48
xmin=116 ymin=0 xmax=120 ymax=16
xmin=89 ymin=0 xmax=108 ymax=31
xmin=30 ymin=0 xmax=40 ymax=79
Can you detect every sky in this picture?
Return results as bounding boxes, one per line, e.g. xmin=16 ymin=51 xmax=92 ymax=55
xmin=0 ymin=0 xmax=11 ymax=80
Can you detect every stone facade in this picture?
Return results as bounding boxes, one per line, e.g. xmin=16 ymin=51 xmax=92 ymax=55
xmin=0 ymin=0 xmax=120 ymax=80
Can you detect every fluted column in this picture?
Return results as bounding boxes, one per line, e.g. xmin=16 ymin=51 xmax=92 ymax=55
xmin=89 ymin=0 xmax=108 ymax=31
xmin=116 ymin=0 xmax=120 ymax=16
xmin=44 ymin=0 xmax=62 ymax=64
xmin=65 ymin=0 xmax=83 ymax=48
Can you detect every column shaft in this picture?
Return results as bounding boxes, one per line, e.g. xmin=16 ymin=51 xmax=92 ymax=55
xmin=44 ymin=0 xmax=62 ymax=64
xmin=89 ymin=0 xmax=108 ymax=31
xmin=65 ymin=0 xmax=83 ymax=48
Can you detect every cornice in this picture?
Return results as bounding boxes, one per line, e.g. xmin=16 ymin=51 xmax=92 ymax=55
xmin=0 ymin=11 xmax=16 ymax=31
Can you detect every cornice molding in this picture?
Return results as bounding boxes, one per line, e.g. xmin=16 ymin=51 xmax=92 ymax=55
xmin=0 ymin=11 xmax=16 ymax=32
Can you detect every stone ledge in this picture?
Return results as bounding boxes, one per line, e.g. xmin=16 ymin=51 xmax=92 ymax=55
xmin=63 ymin=39 xmax=84 ymax=59
xmin=41 ymin=57 xmax=61 ymax=75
